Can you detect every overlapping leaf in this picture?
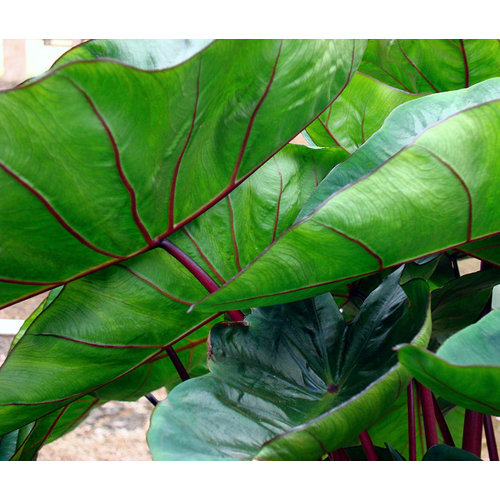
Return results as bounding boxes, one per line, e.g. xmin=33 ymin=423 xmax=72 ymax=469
xmin=359 ymin=39 xmax=500 ymax=93
xmin=306 ymin=72 xmax=422 ymax=152
xmin=430 ymin=267 xmax=500 ymax=343
xmin=168 ymin=144 xmax=347 ymax=283
xmin=147 ymin=270 xmax=431 ymax=460
xmin=195 ymin=79 xmax=500 ymax=311
xmin=0 ymin=248 xmax=220 ymax=435
xmin=0 ymin=143 xmax=339 ymax=452
xmin=0 ymin=39 xmax=365 ymax=309
xmin=398 ymin=310 xmax=500 ymax=415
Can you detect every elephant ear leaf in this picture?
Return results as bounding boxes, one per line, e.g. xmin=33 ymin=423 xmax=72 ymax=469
xmin=195 ymin=79 xmax=500 ymax=311
xmin=398 ymin=309 xmax=500 ymax=415
xmin=147 ymin=270 xmax=431 ymax=460
xmin=0 ymin=39 xmax=366 ymax=309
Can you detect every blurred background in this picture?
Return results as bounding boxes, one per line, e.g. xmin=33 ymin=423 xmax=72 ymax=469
xmin=0 ymin=39 xmax=83 ymax=89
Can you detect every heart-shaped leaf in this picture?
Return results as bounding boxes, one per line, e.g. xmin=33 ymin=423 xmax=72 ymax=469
xmin=0 ymin=143 xmax=338 ymax=441
xmin=195 ymin=79 xmax=500 ymax=311
xmin=0 ymin=39 xmax=366 ymax=309
xmin=359 ymin=39 xmax=500 ymax=93
xmin=398 ymin=310 xmax=500 ymax=415
xmin=147 ymin=270 xmax=430 ymax=460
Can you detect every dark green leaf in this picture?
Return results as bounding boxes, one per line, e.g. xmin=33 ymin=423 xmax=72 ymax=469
xmin=148 ymin=271 xmax=430 ymax=460
xmin=431 ymin=268 xmax=500 ymax=343
xmin=423 ymin=444 xmax=482 ymax=461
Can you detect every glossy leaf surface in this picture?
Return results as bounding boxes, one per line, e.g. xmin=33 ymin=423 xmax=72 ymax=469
xmin=195 ymin=80 xmax=500 ymax=311
xmin=0 ymin=39 xmax=365 ymax=309
xmin=359 ymin=39 xmax=500 ymax=93
xmin=398 ymin=310 xmax=500 ymax=415
xmin=148 ymin=271 xmax=430 ymax=460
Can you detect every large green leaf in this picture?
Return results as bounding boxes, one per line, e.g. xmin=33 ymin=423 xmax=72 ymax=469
xmin=0 ymin=39 xmax=366 ymax=309
xmin=359 ymin=39 xmax=500 ymax=93
xmin=306 ymin=72 xmax=422 ymax=152
xmin=147 ymin=270 xmax=431 ymax=460
xmin=0 ymin=248 xmax=219 ymax=435
xmin=398 ymin=310 xmax=500 ymax=415
xmin=0 ymin=142 xmax=341 ymax=443
xmin=195 ymin=79 xmax=500 ymax=311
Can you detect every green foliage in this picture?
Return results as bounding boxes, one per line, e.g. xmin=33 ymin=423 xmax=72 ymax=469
xmin=148 ymin=270 xmax=430 ymax=460
xmin=0 ymin=38 xmax=499 ymax=461
xmin=398 ymin=310 xmax=500 ymax=415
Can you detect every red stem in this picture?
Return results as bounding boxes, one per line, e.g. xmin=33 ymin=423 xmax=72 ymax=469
xmin=165 ymin=346 xmax=190 ymax=381
xmin=462 ymin=410 xmax=483 ymax=458
xmin=416 ymin=382 xmax=439 ymax=449
xmin=358 ymin=430 xmax=379 ymax=461
xmin=432 ymin=394 xmax=455 ymax=446
xmin=159 ymin=239 xmax=245 ymax=322
xmin=483 ymin=415 xmax=499 ymax=461
xmin=328 ymin=449 xmax=350 ymax=461
xmin=407 ymin=380 xmax=417 ymax=461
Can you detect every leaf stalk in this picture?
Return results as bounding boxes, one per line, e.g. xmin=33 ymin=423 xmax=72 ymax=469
xmin=462 ymin=410 xmax=483 ymax=458
xmin=160 ymin=239 xmax=245 ymax=322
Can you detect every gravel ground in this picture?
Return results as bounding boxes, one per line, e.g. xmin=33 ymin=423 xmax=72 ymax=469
xmin=38 ymin=388 xmax=167 ymax=461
